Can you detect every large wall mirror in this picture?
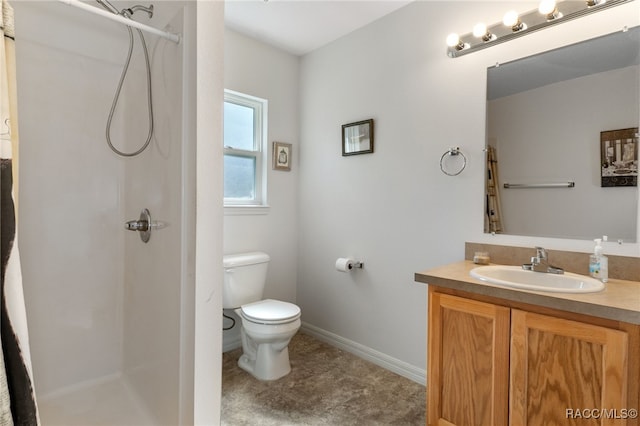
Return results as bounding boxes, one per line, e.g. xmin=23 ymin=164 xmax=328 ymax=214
xmin=485 ymin=26 xmax=639 ymax=243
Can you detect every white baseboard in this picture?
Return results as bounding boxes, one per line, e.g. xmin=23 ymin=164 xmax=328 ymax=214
xmin=300 ymin=322 xmax=426 ymax=386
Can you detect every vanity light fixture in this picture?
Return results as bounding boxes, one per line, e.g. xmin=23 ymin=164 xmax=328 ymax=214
xmin=446 ymin=0 xmax=633 ymax=58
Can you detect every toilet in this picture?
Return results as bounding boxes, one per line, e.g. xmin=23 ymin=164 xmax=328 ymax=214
xmin=223 ymin=252 xmax=301 ymax=381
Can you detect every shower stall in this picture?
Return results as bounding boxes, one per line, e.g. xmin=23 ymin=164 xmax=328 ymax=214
xmin=10 ymin=1 xmax=222 ymax=424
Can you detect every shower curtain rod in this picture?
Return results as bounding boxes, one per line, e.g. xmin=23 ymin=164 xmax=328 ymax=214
xmin=56 ymin=0 xmax=181 ymax=44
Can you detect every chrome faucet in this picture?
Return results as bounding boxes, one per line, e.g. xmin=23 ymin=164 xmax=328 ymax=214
xmin=522 ymin=247 xmax=564 ymax=274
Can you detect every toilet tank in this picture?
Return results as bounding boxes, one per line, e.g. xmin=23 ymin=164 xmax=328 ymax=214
xmin=223 ymin=252 xmax=270 ymax=309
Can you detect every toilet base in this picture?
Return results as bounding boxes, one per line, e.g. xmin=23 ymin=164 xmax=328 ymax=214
xmin=238 ymin=318 xmax=300 ymax=381
xmin=237 ymin=346 xmax=291 ymax=381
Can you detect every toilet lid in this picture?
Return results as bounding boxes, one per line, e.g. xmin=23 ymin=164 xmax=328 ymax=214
xmin=241 ymin=299 xmax=301 ymax=325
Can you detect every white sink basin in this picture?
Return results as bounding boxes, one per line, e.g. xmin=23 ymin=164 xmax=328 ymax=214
xmin=470 ymin=265 xmax=605 ymax=293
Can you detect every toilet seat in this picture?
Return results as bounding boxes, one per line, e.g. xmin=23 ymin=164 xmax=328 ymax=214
xmin=240 ymin=299 xmax=301 ymax=325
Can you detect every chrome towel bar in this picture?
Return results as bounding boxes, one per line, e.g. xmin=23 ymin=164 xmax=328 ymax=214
xmin=503 ymin=182 xmax=575 ymax=189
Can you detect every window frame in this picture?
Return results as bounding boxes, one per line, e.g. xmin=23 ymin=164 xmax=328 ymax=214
xmin=223 ymin=89 xmax=269 ymax=212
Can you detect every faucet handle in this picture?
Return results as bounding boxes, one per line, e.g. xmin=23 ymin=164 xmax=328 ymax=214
xmin=535 ymin=246 xmax=547 ymax=259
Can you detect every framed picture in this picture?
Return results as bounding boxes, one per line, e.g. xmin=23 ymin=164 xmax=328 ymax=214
xmin=600 ymin=127 xmax=638 ymax=187
xmin=342 ymin=119 xmax=374 ymax=156
xmin=273 ymin=142 xmax=292 ymax=171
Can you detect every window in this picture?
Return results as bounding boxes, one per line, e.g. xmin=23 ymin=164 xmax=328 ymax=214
xmin=223 ymin=90 xmax=268 ymax=209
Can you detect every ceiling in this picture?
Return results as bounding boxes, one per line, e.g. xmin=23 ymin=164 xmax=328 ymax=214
xmin=224 ymin=0 xmax=413 ymax=56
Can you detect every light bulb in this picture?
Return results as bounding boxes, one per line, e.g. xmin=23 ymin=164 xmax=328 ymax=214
xmin=539 ymin=0 xmax=562 ymax=19
xmin=473 ymin=22 xmax=488 ymax=38
xmin=446 ymin=33 xmax=459 ymax=47
xmin=446 ymin=33 xmax=467 ymax=52
xmin=538 ymin=0 xmax=557 ymax=15
xmin=446 ymin=33 xmax=461 ymax=47
xmin=503 ymin=10 xmax=526 ymax=32
xmin=503 ymin=10 xmax=519 ymax=27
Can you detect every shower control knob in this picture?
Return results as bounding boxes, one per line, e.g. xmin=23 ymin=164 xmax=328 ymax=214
xmin=125 ymin=219 xmax=149 ymax=232
xmin=124 ymin=208 xmax=153 ymax=243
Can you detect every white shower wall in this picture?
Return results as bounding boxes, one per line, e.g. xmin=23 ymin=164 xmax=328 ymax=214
xmin=14 ymin=1 xmax=187 ymax=424
xmin=15 ymin=0 xmax=127 ymax=395
xmin=121 ymin=6 xmax=185 ymax=421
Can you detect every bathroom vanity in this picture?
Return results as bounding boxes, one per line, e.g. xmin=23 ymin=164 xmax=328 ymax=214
xmin=416 ymin=248 xmax=640 ymax=426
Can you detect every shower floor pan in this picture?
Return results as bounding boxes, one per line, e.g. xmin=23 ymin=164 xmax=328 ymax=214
xmin=38 ymin=374 xmax=155 ymax=426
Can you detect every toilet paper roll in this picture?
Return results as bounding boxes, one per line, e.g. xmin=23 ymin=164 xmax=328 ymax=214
xmin=335 ymin=258 xmax=354 ymax=272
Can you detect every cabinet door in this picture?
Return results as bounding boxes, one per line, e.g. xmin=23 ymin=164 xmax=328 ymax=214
xmin=428 ymin=292 xmax=511 ymax=426
xmin=510 ymin=310 xmax=628 ymax=426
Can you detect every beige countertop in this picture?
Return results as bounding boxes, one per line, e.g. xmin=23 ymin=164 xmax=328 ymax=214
xmin=415 ymin=260 xmax=640 ymax=325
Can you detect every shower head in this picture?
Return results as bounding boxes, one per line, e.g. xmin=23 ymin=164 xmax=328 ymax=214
xmin=96 ymin=1 xmax=154 ymax=19
xmin=127 ymin=4 xmax=153 ymax=18
xmin=95 ymin=0 xmax=119 ymax=14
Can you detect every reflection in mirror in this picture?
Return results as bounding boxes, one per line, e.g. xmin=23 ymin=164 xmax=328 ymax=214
xmin=485 ymin=27 xmax=639 ymax=243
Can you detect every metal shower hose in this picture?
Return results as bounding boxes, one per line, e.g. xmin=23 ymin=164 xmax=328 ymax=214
xmin=105 ymin=16 xmax=154 ymax=157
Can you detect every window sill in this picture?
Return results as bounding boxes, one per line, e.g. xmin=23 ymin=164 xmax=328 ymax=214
xmin=224 ymin=205 xmax=270 ymax=216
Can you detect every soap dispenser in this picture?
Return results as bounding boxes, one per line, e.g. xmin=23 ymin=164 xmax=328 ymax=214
xmin=589 ymin=238 xmax=608 ymax=283
xmin=599 ymin=236 xmax=609 ymax=283
xmin=589 ymin=239 xmax=601 ymax=279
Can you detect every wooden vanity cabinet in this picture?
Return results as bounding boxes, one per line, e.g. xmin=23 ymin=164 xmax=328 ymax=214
xmin=428 ymin=288 xmax=639 ymax=426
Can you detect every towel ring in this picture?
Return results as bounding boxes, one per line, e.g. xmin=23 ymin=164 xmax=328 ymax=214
xmin=440 ymin=147 xmax=466 ymax=176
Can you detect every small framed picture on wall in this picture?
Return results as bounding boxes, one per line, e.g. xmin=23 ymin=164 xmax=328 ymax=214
xmin=600 ymin=127 xmax=638 ymax=187
xmin=342 ymin=119 xmax=374 ymax=156
xmin=273 ymin=142 xmax=292 ymax=171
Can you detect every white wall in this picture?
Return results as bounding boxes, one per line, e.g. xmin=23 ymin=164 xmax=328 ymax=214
xmin=193 ymin=2 xmax=224 ymax=424
xmin=223 ymin=29 xmax=300 ymax=347
xmin=297 ymin=1 xmax=640 ymax=376
xmin=489 ymin=66 xmax=638 ymax=241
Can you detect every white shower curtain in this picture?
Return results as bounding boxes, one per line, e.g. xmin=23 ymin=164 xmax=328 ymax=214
xmin=1 ymin=1 xmax=39 ymax=424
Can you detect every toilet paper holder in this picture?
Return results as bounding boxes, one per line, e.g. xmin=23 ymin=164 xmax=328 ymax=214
xmin=335 ymin=258 xmax=364 ymax=272
xmin=350 ymin=261 xmax=364 ymax=269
